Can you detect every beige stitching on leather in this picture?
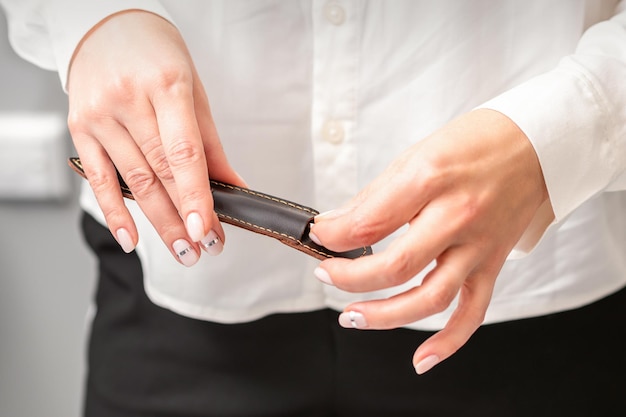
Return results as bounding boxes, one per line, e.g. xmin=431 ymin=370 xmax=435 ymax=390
xmin=217 ymin=213 xmax=334 ymax=259
xmin=212 ymin=181 xmax=369 ymax=259
xmin=211 ymin=181 xmax=318 ymax=215
xmin=68 ymin=158 xmax=368 ymax=259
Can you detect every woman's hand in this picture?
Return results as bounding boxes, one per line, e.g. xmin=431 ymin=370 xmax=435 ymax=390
xmin=67 ymin=11 xmax=245 ymax=265
xmin=310 ymin=109 xmax=552 ymax=373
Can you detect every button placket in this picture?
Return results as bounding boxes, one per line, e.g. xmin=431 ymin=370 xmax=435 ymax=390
xmin=311 ymin=0 xmax=361 ymax=210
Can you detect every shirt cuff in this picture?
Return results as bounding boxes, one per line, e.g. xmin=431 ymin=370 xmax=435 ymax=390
xmin=41 ymin=0 xmax=173 ymax=91
xmin=478 ymin=56 xmax=626 ymax=255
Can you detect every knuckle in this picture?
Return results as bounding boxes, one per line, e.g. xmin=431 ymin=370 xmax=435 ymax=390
xmin=179 ymin=188 xmax=209 ymax=206
xmin=383 ymin=252 xmax=415 ymax=286
xmin=67 ymin=104 xmax=104 ymax=134
xmin=106 ymin=74 xmax=138 ymax=103
xmin=465 ymin=306 xmax=487 ymax=328
xmin=423 ymin=286 xmax=457 ymax=314
xmin=154 ymin=218 xmax=183 ymax=241
xmin=149 ymin=152 xmax=174 ymax=181
xmin=167 ymin=140 xmax=202 ymax=168
xmin=66 ymin=111 xmax=84 ymax=135
xmin=124 ymin=168 xmax=159 ymax=198
xmin=153 ymin=66 xmax=193 ymax=94
xmin=348 ymin=213 xmax=386 ymax=246
xmin=100 ymin=205 xmax=128 ymax=226
xmin=145 ymin=64 xmax=193 ymax=98
xmin=420 ymin=149 xmax=447 ymax=175
xmin=87 ymin=170 xmax=114 ymax=195
xmin=141 ymin=137 xmax=174 ymax=181
xmin=69 ymin=79 xmax=136 ymax=123
xmin=412 ymin=154 xmax=446 ymax=196
xmin=457 ymin=195 xmax=482 ymax=224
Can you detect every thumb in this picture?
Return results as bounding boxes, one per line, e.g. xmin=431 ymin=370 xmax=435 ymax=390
xmin=310 ymin=166 xmax=426 ymax=252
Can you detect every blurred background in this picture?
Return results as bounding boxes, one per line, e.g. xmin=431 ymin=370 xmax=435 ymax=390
xmin=0 ymin=8 xmax=96 ymax=417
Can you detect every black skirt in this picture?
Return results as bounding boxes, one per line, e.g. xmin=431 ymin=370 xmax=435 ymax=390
xmin=81 ymin=211 xmax=626 ymax=417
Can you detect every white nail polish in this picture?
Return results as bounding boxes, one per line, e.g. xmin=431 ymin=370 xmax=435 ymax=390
xmin=314 ymin=267 xmax=333 ymax=285
xmin=338 ymin=311 xmax=368 ymax=329
xmin=186 ymin=212 xmax=205 ymax=242
xmin=200 ymin=230 xmax=223 ymax=256
xmin=115 ymin=228 xmax=135 ymax=253
xmin=173 ymin=239 xmax=198 ymax=267
xmin=415 ymin=355 xmax=440 ymax=375
xmin=315 ymin=206 xmax=353 ymax=221
xmin=235 ymin=172 xmax=250 ymax=188
xmin=309 ymin=229 xmax=323 ymax=246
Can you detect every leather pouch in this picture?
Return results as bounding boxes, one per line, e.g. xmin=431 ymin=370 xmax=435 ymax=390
xmin=68 ymin=157 xmax=372 ymax=260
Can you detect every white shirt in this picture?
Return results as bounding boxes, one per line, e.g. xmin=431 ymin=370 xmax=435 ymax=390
xmin=3 ymin=0 xmax=626 ymax=329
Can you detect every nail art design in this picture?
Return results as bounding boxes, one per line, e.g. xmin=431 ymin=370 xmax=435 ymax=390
xmin=202 ymin=236 xmax=219 ymax=249
xmin=177 ymin=246 xmax=193 ymax=257
xmin=200 ymin=230 xmax=224 ymax=256
xmin=173 ymin=239 xmax=199 ymax=267
xmin=338 ymin=311 xmax=367 ymax=329
xmin=349 ymin=311 xmax=359 ymax=328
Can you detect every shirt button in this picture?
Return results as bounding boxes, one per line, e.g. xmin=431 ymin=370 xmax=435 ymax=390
xmin=324 ymin=2 xmax=346 ymax=26
xmin=322 ymin=120 xmax=345 ymax=144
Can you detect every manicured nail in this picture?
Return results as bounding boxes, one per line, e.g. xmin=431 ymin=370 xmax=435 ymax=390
xmin=338 ymin=311 xmax=368 ymax=329
xmin=186 ymin=212 xmax=205 ymax=242
xmin=315 ymin=207 xmax=353 ymax=221
xmin=115 ymin=228 xmax=135 ymax=253
xmin=173 ymin=239 xmax=199 ymax=267
xmin=200 ymin=229 xmax=223 ymax=256
xmin=314 ymin=267 xmax=334 ymax=285
xmin=309 ymin=228 xmax=323 ymax=246
xmin=414 ymin=355 xmax=440 ymax=375
xmin=235 ymin=172 xmax=250 ymax=188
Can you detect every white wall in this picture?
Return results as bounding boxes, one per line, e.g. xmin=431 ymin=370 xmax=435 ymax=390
xmin=0 ymin=9 xmax=96 ymax=417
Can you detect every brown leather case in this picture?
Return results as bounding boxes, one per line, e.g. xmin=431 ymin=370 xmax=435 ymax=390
xmin=68 ymin=157 xmax=372 ymax=260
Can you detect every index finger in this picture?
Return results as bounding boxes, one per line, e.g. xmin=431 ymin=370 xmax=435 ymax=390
xmin=310 ymin=154 xmax=435 ymax=252
xmin=315 ymin=203 xmax=458 ymax=292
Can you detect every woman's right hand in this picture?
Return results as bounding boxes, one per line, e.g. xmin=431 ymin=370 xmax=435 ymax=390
xmin=67 ymin=10 xmax=245 ymax=266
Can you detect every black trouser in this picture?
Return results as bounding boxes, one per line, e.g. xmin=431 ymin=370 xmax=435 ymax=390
xmin=82 ymin=212 xmax=626 ymax=417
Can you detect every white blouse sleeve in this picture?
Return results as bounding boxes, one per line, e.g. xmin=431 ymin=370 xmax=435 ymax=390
xmin=0 ymin=0 xmax=173 ymax=90
xmin=479 ymin=3 xmax=626 ymax=255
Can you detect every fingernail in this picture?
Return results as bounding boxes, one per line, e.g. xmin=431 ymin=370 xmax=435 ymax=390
xmin=314 ymin=267 xmax=334 ymax=285
xmin=173 ymin=239 xmax=198 ymax=267
xmin=315 ymin=207 xmax=353 ymax=221
xmin=200 ymin=229 xmax=223 ymax=256
xmin=235 ymin=172 xmax=250 ymax=188
xmin=309 ymin=228 xmax=323 ymax=246
xmin=414 ymin=355 xmax=440 ymax=375
xmin=115 ymin=228 xmax=135 ymax=253
xmin=186 ymin=212 xmax=205 ymax=242
xmin=338 ymin=311 xmax=368 ymax=329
